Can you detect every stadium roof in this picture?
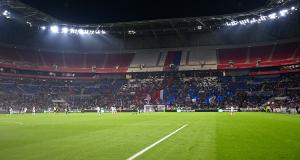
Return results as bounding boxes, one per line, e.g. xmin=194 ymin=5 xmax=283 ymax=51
xmin=0 ymin=0 xmax=299 ymax=36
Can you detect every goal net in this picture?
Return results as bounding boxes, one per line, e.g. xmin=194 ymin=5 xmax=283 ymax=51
xmin=144 ymin=105 xmax=165 ymax=112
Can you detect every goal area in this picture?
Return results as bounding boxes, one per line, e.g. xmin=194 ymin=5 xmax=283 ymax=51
xmin=143 ymin=105 xmax=166 ymax=112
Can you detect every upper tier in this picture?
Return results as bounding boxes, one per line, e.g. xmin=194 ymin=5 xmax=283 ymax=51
xmin=0 ymin=40 xmax=299 ymax=73
xmin=217 ymin=41 xmax=300 ymax=69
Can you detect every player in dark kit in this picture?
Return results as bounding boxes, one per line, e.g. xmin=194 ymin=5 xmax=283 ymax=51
xmin=135 ymin=106 xmax=139 ymax=114
xmin=81 ymin=105 xmax=85 ymax=113
xmin=136 ymin=105 xmax=142 ymax=114
xmin=65 ymin=103 xmax=70 ymax=115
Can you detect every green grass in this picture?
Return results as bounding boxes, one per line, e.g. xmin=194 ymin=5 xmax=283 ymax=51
xmin=0 ymin=112 xmax=299 ymax=160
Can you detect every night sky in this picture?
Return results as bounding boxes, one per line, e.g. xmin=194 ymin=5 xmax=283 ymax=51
xmin=20 ymin=0 xmax=268 ymax=24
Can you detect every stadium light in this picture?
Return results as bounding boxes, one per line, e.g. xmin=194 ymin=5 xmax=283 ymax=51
xmin=250 ymin=18 xmax=257 ymax=24
xmin=259 ymin=16 xmax=267 ymax=21
xmin=225 ymin=21 xmax=238 ymax=26
xmin=78 ymin=29 xmax=84 ymax=35
xmin=2 ymin=10 xmax=9 ymax=16
xmin=69 ymin=28 xmax=76 ymax=34
xmin=50 ymin=25 xmax=59 ymax=33
xmin=101 ymin=30 xmax=106 ymax=34
xmin=26 ymin=21 xmax=32 ymax=27
xmin=61 ymin=27 xmax=69 ymax=34
xmin=95 ymin=30 xmax=101 ymax=34
xmin=40 ymin=26 xmax=46 ymax=30
xmin=128 ymin=30 xmax=136 ymax=35
xmin=279 ymin=9 xmax=289 ymax=17
xmin=2 ymin=10 xmax=11 ymax=19
xmin=268 ymin=13 xmax=277 ymax=19
xmin=225 ymin=5 xmax=298 ymax=27
xmin=239 ymin=19 xmax=250 ymax=25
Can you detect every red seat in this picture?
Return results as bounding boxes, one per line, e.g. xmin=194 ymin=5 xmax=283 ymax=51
xmin=41 ymin=52 xmax=64 ymax=67
xmin=64 ymin=54 xmax=85 ymax=68
xmin=249 ymin=45 xmax=273 ymax=63
xmin=218 ymin=48 xmax=247 ymax=64
xmin=272 ymin=42 xmax=299 ymax=61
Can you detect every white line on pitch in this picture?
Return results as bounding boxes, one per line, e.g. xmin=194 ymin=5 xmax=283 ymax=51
xmin=127 ymin=124 xmax=188 ymax=160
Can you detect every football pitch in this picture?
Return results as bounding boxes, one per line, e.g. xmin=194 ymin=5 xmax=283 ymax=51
xmin=0 ymin=112 xmax=299 ymax=160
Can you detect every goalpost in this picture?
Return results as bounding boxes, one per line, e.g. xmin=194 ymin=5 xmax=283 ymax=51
xmin=144 ymin=105 xmax=166 ymax=112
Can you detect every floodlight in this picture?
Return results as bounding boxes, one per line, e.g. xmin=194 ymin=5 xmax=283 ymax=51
xmin=40 ymin=26 xmax=46 ymax=30
xmin=2 ymin=10 xmax=9 ymax=16
xmin=50 ymin=25 xmax=59 ymax=33
xmin=2 ymin=10 xmax=11 ymax=18
xmin=69 ymin=28 xmax=76 ymax=34
xmin=78 ymin=29 xmax=84 ymax=35
xmin=62 ymin=27 xmax=69 ymax=34
xmin=128 ymin=30 xmax=136 ymax=35
xmin=268 ymin=13 xmax=277 ymax=19
xmin=279 ymin=9 xmax=289 ymax=17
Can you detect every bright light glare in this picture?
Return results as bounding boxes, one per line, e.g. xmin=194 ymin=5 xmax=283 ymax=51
xmin=62 ymin=27 xmax=69 ymax=34
xmin=26 ymin=21 xmax=32 ymax=27
xmin=268 ymin=13 xmax=277 ymax=19
xmin=40 ymin=26 xmax=46 ymax=30
xmin=128 ymin=30 xmax=136 ymax=35
xmin=78 ymin=29 xmax=84 ymax=35
xmin=70 ymin=28 xmax=76 ymax=34
xmin=279 ymin=9 xmax=289 ymax=16
xmin=50 ymin=26 xmax=59 ymax=33
xmin=2 ymin=10 xmax=9 ymax=16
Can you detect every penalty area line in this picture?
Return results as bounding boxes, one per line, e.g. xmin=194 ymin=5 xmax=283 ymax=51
xmin=127 ymin=124 xmax=188 ymax=160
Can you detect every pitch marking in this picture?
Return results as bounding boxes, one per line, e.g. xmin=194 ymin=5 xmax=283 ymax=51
xmin=127 ymin=124 xmax=188 ymax=160
xmin=15 ymin=122 xmax=24 ymax=125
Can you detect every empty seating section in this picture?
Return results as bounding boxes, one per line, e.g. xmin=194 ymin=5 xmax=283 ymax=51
xmin=157 ymin=52 xmax=167 ymax=67
xmin=272 ymin=42 xmax=299 ymax=61
xmin=202 ymin=49 xmax=217 ymax=64
xmin=85 ymin=54 xmax=106 ymax=68
xmin=163 ymin=51 xmax=182 ymax=71
xmin=0 ymin=48 xmax=21 ymax=62
xmin=64 ymin=54 xmax=85 ymax=68
xmin=20 ymin=51 xmax=43 ymax=65
xmin=188 ymin=49 xmax=202 ymax=65
xmin=180 ymin=51 xmax=187 ymax=66
xmin=1 ymin=41 xmax=300 ymax=72
xmin=104 ymin=53 xmax=134 ymax=68
xmin=0 ymin=46 xmax=134 ymax=69
xmin=188 ymin=48 xmax=217 ymax=65
xmin=41 ymin=52 xmax=64 ymax=66
xmin=249 ymin=45 xmax=273 ymax=63
xmin=295 ymin=46 xmax=300 ymax=59
xmin=218 ymin=48 xmax=248 ymax=64
xmin=217 ymin=41 xmax=300 ymax=69
xmin=164 ymin=51 xmax=182 ymax=67
xmin=129 ymin=52 xmax=159 ymax=67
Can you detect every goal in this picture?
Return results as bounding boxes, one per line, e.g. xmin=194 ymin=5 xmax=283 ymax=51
xmin=144 ymin=105 xmax=165 ymax=112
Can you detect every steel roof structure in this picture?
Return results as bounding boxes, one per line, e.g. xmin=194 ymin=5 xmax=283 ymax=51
xmin=0 ymin=0 xmax=299 ymax=36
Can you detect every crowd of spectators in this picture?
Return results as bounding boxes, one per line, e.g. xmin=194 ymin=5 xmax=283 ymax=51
xmin=0 ymin=72 xmax=299 ymax=113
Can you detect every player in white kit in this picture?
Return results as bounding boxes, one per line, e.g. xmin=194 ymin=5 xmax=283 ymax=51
xmin=9 ymin=107 xmax=13 ymax=115
xmin=32 ymin=107 xmax=36 ymax=115
xmin=230 ymin=106 xmax=234 ymax=116
xmin=111 ymin=106 xmax=117 ymax=115
xmin=96 ymin=106 xmax=100 ymax=115
xmin=23 ymin=107 xmax=27 ymax=114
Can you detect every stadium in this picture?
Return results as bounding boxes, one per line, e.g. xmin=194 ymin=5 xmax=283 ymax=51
xmin=0 ymin=0 xmax=300 ymax=159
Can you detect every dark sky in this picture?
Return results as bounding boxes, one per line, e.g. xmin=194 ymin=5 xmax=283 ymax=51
xmin=20 ymin=0 xmax=268 ymax=24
